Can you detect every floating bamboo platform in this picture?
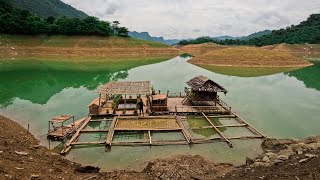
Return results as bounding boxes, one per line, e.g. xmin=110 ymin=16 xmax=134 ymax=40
xmin=59 ymin=76 xmax=266 ymax=155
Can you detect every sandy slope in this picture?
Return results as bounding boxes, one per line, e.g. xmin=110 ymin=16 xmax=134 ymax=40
xmin=188 ymin=46 xmax=313 ymax=67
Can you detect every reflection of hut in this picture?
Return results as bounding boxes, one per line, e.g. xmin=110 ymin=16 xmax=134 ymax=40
xmin=150 ymin=94 xmax=168 ymax=113
xmin=185 ymin=75 xmax=227 ymax=106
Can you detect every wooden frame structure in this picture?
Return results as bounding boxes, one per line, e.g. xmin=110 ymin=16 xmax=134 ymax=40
xmin=61 ymin=113 xmax=265 ymax=154
xmin=48 ymin=115 xmax=75 ymax=140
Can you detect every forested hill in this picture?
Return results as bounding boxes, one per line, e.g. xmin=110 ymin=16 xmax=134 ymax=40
xmin=3 ymin=0 xmax=87 ymax=18
xmin=0 ymin=0 xmax=128 ymax=36
xmin=179 ymin=14 xmax=320 ymax=46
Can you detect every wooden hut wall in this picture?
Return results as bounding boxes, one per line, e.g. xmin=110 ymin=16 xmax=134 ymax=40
xmin=89 ymin=104 xmax=100 ymax=115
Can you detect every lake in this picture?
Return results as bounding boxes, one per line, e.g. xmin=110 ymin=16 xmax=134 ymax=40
xmin=1 ymin=56 xmax=319 ymax=171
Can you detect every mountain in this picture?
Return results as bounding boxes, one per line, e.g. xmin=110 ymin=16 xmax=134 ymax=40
xmin=128 ymin=31 xmax=180 ymax=45
xmin=213 ymin=30 xmax=272 ymax=41
xmin=3 ymin=0 xmax=88 ymax=18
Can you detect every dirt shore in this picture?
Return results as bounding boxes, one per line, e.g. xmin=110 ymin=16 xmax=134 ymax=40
xmin=188 ymin=46 xmax=313 ymax=68
xmin=1 ymin=115 xmax=320 ymax=180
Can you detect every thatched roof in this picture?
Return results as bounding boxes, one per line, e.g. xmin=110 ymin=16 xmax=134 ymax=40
xmin=99 ymin=81 xmax=151 ymax=95
xmin=187 ymin=75 xmax=227 ymax=93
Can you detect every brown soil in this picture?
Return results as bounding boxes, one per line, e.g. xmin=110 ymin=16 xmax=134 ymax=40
xmin=0 ymin=46 xmax=180 ymax=58
xmin=189 ymin=46 xmax=313 ymax=67
xmin=178 ymin=43 xmax=227 ymax=56
xmin=2 ymin=115 xmax=320 ymax=180
xmin=262 ymin=43 xmax=320 ymax=59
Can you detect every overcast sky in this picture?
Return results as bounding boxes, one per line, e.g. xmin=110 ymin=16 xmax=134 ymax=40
xmin=61 ymin=0 xmax=320 ymax=39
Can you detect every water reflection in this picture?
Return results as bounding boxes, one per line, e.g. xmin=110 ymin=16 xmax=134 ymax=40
xmin=287 ymin=61 xmax=320 ymax=91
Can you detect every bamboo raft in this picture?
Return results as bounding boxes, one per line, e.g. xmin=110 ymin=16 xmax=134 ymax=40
xmin=58 ymin=76 xmax=266 ymax=155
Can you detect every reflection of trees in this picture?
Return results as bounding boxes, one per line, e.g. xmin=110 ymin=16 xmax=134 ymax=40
xmin=188 ymin=117 xmax=226 ymax=138
xmin=287 ymin=61 xmax=320 ymax=91
xmin=0 ymin=64 xmax=129 ymax=107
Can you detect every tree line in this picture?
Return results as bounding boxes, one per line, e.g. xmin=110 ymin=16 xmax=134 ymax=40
xmin=0 ymin=0 xmax=129 ymax=37
xmin=179 ymin=14 xmax=320 ymax=46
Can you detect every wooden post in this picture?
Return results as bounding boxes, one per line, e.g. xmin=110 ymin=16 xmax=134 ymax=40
xmin=180 ymin=92 xmax=182 ymax=97
xmin=48 ymin=121 xmax=50 ymax=134
xmin=61 ymin=122 xmax=64 ymax=136
xmin=167 ymin=90 xmax=169 ymax=97
xmin=148 ymin=130 xmax=152 ymax=145
xmin=27 ymin=124 xmax=30 ymax=132
xmin=124 ymin=94 xmax=126 ymax=115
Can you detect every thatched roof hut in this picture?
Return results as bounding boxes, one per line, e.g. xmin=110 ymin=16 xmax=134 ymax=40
xmin=186 ymin=75 xmax=227 ymax=105
xmin=187 ymin=75 xmax=227 ymax=93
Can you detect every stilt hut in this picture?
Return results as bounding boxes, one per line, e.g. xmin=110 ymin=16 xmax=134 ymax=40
xmin=185 ymin=75 xmax=227 ymax=106
xmin=97 ymin=81 xmax=151 ymax=115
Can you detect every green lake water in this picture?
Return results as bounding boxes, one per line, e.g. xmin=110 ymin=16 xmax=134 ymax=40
xmin=1 ymin=56 xmax=320 ymax=171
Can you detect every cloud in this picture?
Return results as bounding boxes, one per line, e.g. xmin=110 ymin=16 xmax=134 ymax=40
xmin=62 ymin=0 xmax=320 ymax=39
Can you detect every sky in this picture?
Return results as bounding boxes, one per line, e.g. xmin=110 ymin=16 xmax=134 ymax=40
xmin=61 ymin=0 xmax=320 ymax=39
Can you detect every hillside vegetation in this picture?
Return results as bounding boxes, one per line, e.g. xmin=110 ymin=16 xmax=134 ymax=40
xmin=180 ymin=14 xmax=320 ymax=46
xmin=0 ymin=0 xmax=128 ymax=36
xmin=3 ymin=0 xmax=87 ymax=18
xmin=188 ymin=47 xmax=312 ymax=67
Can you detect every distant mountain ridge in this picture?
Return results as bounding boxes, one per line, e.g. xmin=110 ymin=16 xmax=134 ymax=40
xmin=128 ymin=31 xmax=180 ymax=45
xmin=3 ymin=0 xmax=88 ymax=18
xmin=130 ymin=30 xmax=271 ymax=45
xmin=213 ymin=30 xmax=272 ymax=41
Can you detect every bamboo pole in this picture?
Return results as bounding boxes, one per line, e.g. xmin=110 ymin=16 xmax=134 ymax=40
xmin=232 ymin=113 xmax=266 ymax=137
xmin=71 ymin=141 xmax=106 ymax=145
xmin=81 ymin=130 xmax=109 ymax=132
xmin=206 ymin=115 xmax=237 ymax=118
xmin=202 ymin=113 xmax=233 ymax=148
xmin=114 ymin=128 xmax=182 ymax=131
xmin=176 ymin=116 xmax=192 ymax=144
xmin=105 ymin=117 xmax=117 ymax=147
xmin=148 ymin=130 xmax=152 ymax=145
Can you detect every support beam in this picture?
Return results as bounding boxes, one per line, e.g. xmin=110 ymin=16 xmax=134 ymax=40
xmin=202 ymin=113 xmax=233 ymax=148
xmin=81 ymin=130 xmax=109 ymax=132
xmin=189 ymin=124 xmax=247 ymax=130
xmin=232 ymin=112 xmax=266 ymax=138
xmin=176 ymin=116 xmax=192 ymax=144
xmin=71 ymin=141 xmax=106 ymax=145
xmin=105 ymin=117 xmax=117 ymax=150
xmin=148 ymin=130 xmax=152 ymax=145
xmin=206 ymin=115 xmax=237 ymax=118
xmin=60 ymin=116 xmax=91 ymax=155
xmin=114 ymin=128 xmax=182 ymax=131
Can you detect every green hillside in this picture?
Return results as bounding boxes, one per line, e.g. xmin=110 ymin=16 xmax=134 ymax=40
xmin=3 ymin=0 xmax=87 ymax=18
xmin=179 ymin=14 xmax=320 ymax=46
